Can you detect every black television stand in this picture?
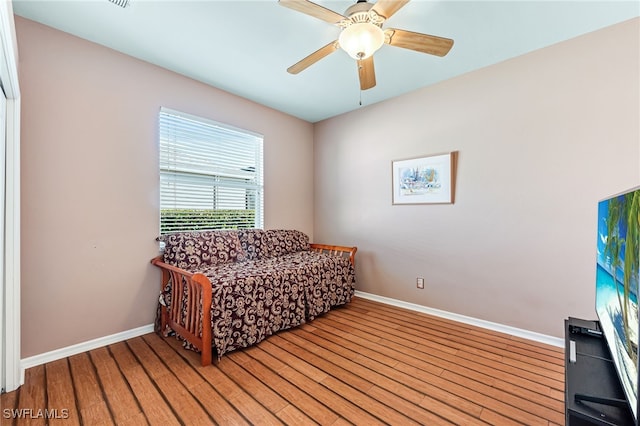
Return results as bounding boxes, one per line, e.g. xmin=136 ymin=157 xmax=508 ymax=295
xmin=565 ymin=317 xmax=635 ymax=425
xmin=575 ymin=393 xmax=629 ymax=408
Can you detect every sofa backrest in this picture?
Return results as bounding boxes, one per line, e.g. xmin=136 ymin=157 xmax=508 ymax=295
xmin=162 ymin=230 xmax=245 ymax=270
xmin=238 ymin=229 xmax=310 ymax=260
xmin=162 ymin=229 xmax=310 ymax=269
xmin=237 ymin=229 xmax=270 ymax=261
xmin=264 ymin=229 xmax=310 ymax=258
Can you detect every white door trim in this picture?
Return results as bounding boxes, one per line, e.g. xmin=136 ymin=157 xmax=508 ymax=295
xmin=0 ymin=1 xmax=21 ymax=393
xmin=0 ymin=87 xmax=5 ymax=393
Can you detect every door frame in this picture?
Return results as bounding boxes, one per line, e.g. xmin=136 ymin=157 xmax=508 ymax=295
xmin=0 ymin=2 xmax=21 ymax=393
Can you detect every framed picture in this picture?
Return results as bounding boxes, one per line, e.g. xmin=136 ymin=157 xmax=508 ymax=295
xmin=392 ymin=151 xmax=457 ymax=205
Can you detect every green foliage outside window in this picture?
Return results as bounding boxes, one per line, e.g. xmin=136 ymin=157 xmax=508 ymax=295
xmin=161 ymin=209 xmax=256 ymax=234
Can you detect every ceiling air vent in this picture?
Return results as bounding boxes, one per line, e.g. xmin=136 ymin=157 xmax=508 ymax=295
xmin=107 ymin=0 xmax=130 ymax=8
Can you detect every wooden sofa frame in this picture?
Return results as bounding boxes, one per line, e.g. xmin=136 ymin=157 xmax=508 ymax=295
xmin=151 ymin=243 xmax=357 ymax=366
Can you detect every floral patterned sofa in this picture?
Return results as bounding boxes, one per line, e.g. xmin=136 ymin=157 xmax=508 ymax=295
xmin=152 ymin=229 xmax=357 ymax=365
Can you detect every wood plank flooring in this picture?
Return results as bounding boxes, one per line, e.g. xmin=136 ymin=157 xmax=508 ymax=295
xmin=1 ymin=297 xmax=565 ymax=425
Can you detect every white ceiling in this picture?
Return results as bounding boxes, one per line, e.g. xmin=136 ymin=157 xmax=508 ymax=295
xmin=12 ymin=0 xmax=640 ymax=123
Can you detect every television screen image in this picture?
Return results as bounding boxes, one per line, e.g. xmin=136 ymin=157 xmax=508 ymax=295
xmin=596 ymin=186 xmax=640 ymax=422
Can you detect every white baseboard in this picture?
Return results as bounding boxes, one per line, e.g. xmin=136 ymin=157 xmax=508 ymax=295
xmin=355 ymin=291 xmax=564 ymax=348
xmin=20 ymin=324 xmax=154 ymax=384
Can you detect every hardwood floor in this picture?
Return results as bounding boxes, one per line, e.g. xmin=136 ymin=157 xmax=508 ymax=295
xmin=1 ymin=297 xmax=565 ymax=425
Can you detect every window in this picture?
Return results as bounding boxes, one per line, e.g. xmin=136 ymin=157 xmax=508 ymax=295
xmin=159 ymin=108 xmax=263 ymax=234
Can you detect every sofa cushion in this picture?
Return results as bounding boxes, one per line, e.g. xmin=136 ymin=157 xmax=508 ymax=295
xmin=198 ymin=257 xmax=308 ymax=357
xmin=163 ymin=230 xmax=244 ymax=270
xmin=197 ymin=249 xmax=353 ymax=357
xmin=237 ymin=229 xmax=270 ymax=261
xmin=264 ymin=229 xmax=310 ymax=258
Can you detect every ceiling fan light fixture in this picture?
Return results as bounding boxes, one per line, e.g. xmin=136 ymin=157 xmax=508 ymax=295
xmin=338 ymin=22 xmax=384 ymax=60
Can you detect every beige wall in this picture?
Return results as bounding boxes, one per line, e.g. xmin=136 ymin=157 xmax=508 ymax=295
xmin=16 ymin=13 xmax=640 ymax=357
xmin=314 ymin=18 xmax=640 ymax=339
xmin=17 ymin=17 xmax=314 ymax=358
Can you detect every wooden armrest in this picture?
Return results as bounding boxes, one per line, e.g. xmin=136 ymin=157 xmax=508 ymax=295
xmin=310 ymin=243 xmax=357 ymax=267
xmin=151 ymin=255 xmax=194 ymax=277
xmin=150 ymin=255 xmax=212 ymax=366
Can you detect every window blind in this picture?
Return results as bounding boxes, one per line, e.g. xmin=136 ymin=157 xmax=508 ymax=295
xmin=159 ymin=108 xmax=264 ymax=234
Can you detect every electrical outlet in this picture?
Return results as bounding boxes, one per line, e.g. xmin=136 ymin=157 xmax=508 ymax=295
xmin=416 ymin=277 xmax=425 ymax=289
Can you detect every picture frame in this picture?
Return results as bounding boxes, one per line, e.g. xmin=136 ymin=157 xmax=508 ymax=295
xmin=392 ymin=151 xmax=457 ymax=205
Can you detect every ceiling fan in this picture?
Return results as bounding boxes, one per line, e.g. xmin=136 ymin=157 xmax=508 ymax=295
xmin=279 ymin=0 xmax=454 ymax=90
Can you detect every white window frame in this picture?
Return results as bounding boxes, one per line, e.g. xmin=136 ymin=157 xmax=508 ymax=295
xmin=159 ymin=108 xmax=264 ymax=234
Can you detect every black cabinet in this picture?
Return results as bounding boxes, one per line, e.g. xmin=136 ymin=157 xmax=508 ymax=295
xmin=565 ymin=317 xmax=634 ymax=425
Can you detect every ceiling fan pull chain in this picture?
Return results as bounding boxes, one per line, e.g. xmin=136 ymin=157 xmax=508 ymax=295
xmin=359 ymin=89 xmax=362 ymax=106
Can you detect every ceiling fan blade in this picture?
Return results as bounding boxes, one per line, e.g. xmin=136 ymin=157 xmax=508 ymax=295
xmin=385 ymin=28 xmax=454 ymax=57
xmin=278 ymin=0 xmax=345 ymax=24
xmin=287 ymin=41 xmax=339 ymax=74
xmin=371 ymin=0 xmax=410 ymax=19
xmin=357 ymin=56 xmax=376 ymax=90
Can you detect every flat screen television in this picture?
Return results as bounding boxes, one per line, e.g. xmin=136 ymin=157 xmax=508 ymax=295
xmin=596 ymin=185 xmax=640 ymax=423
